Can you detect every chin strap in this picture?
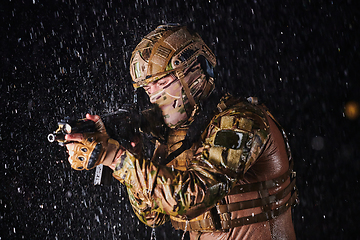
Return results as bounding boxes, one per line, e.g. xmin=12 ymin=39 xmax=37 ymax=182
xmin=175 ymin=70 xmax=197 ymax=109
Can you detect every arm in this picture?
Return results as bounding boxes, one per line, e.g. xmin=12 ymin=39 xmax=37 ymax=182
xmin=112 ymin=148 xmax=234 ymax=227
xmin=113 ymin=102 xmax=270 ymax=227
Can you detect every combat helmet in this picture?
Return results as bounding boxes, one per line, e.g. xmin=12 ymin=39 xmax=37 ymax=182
xmin=130 ymin=24 xmax=216 ymax=106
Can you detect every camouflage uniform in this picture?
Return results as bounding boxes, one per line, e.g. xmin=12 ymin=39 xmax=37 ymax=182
xmin=113 ymin=95 xmax=298 ymax=240
xmin=63 ymin=24 xmax=297 ymax=239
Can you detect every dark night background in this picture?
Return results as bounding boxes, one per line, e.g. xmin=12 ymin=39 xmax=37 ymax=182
xmin=1 ymin=0 xmax=359 ymax=239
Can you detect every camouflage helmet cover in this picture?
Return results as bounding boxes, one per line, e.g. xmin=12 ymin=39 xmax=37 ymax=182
xmin=130 ymin=24 xmax=216 ymax=88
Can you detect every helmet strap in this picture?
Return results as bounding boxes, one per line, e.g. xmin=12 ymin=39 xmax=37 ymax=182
xmin=175 ymin=69 xmax=197 ymax=109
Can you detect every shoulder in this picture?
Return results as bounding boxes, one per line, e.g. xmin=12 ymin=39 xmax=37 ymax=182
xmin=203 ymin=96 xmax=271 ymax=175
xmin=206 ymin=96 xmax=270 ymax=139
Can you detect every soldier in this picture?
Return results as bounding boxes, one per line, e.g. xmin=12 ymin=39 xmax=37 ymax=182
xmin=65 ymin=24 xmax=298 ymax=239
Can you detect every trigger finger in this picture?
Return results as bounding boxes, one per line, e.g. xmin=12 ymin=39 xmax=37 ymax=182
xmin=65 ymin=133 xmax=84 ymax=142
xmin=66 ymin=143 xmax=77 ymax=152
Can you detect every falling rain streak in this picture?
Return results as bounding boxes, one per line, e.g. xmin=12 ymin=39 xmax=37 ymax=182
xmin=1 ymin=0 xmax=359 ymax=240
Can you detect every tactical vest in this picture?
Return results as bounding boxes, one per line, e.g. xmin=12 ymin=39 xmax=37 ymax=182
xmin=170 ymin=161 xmax=298 ymax=232
xmin=166 ymin=98 xmax=298 ymax=232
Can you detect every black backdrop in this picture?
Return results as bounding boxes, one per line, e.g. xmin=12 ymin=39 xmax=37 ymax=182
xmin=1 ymin=0 xmax=359 ymax=239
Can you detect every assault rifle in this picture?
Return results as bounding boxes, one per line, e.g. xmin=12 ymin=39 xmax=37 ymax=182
xmin=48 ymin=106 xmax=140 ymax=186
xmin=48 ymin=104 xmax=168 ymax=186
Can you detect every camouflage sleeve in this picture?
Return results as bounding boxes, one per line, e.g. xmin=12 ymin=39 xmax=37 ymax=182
xmin=112 ymin=149 xmax=233 ymax=227
xmin=112 ymin=102 xmax=270 ymax=227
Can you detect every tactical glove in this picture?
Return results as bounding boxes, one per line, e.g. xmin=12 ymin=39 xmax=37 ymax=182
xmin=67 ymin=117 xmax=120 ymax=171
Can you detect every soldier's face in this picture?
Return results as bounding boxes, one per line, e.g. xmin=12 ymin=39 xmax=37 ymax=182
xmin=143 ymin=74 xmax=190 ymax=128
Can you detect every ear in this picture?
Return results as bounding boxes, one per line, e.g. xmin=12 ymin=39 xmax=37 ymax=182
xmin=197 ymin=55 xmax=215 ymax=78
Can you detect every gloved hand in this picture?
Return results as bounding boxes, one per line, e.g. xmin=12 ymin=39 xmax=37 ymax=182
xmin=65 ymin=114 xmax=120 ymax=170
